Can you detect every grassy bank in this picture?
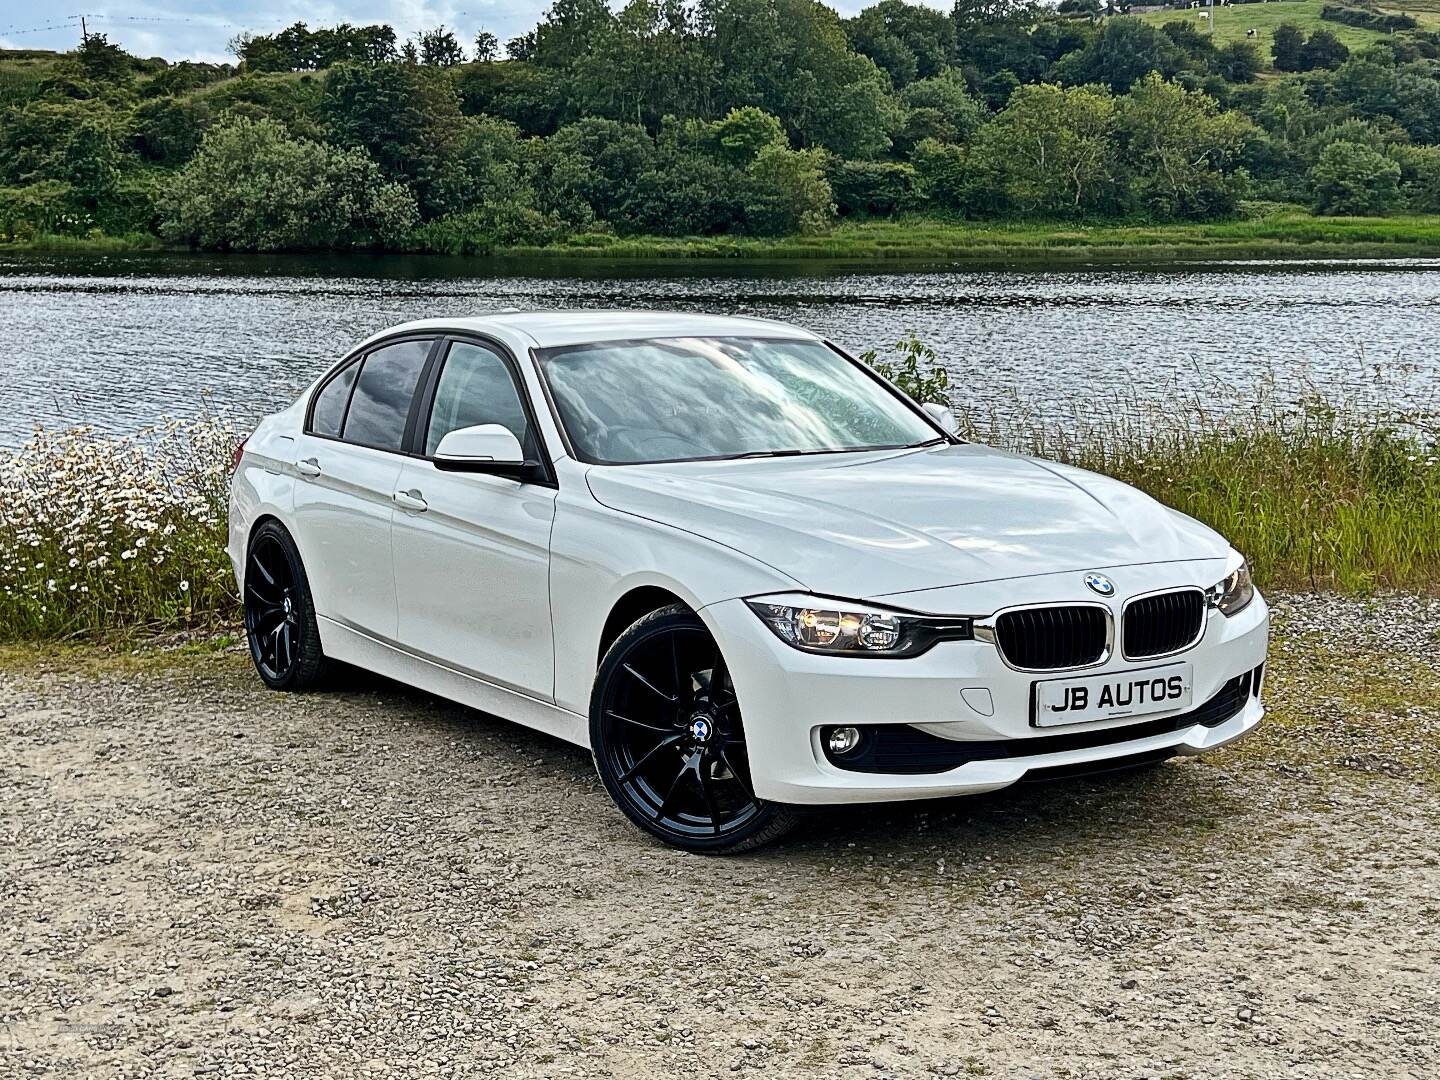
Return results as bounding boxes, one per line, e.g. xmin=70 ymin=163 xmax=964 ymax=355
xmin=2 ymin=387 xmax=1437 ymax=641
xmin=1135 ymin=0 xmax=1440 ymax=50
xmin=8 ymin=213 xmax=1440 ymax=263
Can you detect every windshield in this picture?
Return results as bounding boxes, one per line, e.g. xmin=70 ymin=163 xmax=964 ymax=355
xmin=535 ymin=336 xmax=941 ymax=465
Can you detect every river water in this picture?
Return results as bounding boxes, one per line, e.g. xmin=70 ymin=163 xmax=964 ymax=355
xmin=1 ymin=252 xmax=1437 ymax=447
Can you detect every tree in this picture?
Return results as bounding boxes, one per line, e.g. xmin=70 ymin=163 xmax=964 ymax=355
xmin=898 ymin=70 xmax=987 ymax=146
xmin=1309 ymin=140 xmax=1401 ymax=214
xmin=158 ymin=116 xmax=417 ymax=249
xmin=534 ymin=118 xmax=657 ymax=225
xmin=968 ymin=83 xmax=1119 ymax=215
xmin=322 ymin=61 xmax=467 ymax=215
xmin=1299 ymin=29 xmax=1349 ymax=72
xmin=75 ymin=33 xmax=132 ymax=82
xmin=473 ymin=31 xmax=500 ymax=62
xmin=711 ymin=106 xmax=786 ymax=164
xmin=1214 ymin=41 xmax=1261 ymax=84
xmin=417 ymin=26 xmax=466 ymax=66
xmin=1272 ymin=23 xmax=1305 ymax=73
xmin=1051 ymin=17 xmax=1190 ymax=94
xmin=740 ymin=144 xmax=834 ymax=234
xmin=844 ymin=0 xmax=956 ymax=87
xmin=1115 ymin=73 xmax=1254 ymax=218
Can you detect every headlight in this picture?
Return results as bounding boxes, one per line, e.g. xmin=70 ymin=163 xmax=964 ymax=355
xmin=745 ymin=595 xmax=972 ymax=658
xmin=1208 ymin=560 xmax=1255 ymax=617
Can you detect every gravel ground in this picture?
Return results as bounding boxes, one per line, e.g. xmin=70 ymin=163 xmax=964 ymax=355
xmin=2 ymin=594 xmax=1438 ymax=1080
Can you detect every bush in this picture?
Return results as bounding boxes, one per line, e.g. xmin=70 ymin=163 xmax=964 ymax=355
xmin=740 ymin=145 xmax=835 ymax=235
xmin=158 ymin=115 xmax=418 ymax=250
xmin=1321 ymin=4 xmax=1416 ymax=33
xmin=1309 ymin=139 xmax=1402 ymax=214
xmin=909 ymin=137 xmax=975 ymax=211
xmin=409 ymin=203 xmax=569 ymax=254
xmin=828 ymin=160 xmax=919 ymax=216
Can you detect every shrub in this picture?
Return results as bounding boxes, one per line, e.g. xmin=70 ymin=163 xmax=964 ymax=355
xmin=1309 ymin=140 xmax=1402 ymax=214
xmin=159 ymin=115 xmax=418 ymax=250
xmin=740 ymin=145 xmax=835 ymax=235
xmin=828 ymin=160 xmax=919 ymax=216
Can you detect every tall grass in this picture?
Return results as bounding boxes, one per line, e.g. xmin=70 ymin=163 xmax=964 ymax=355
xmin=0 ymin=419 xmax=238 ymax=641
xmin=1 ymin=380 xmax=1436 ymax=642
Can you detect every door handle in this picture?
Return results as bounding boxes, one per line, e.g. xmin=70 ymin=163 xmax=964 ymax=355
xmin=296 ymin=457 xmax=322 ymax=477
xmin=393 ymin=489 xmax=428 ymax=512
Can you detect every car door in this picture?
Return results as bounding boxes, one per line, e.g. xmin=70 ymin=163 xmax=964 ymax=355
xmin=390 ymin=337 xmax=558 ymax=700
xmin=291 ymin=336 xmax=435 ymax=639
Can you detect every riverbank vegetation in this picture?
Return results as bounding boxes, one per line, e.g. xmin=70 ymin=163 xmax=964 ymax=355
xmin=6 ymin=0 xmax=1440 ymax=256
xmin=2 ymin=360 xmax=1436 ymax=641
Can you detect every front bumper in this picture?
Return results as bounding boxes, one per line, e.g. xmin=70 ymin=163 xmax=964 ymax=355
xmin=701 ymin=564 xmax=1269 ymax=805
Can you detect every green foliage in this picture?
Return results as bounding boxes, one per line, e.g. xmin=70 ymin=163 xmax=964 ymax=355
xmin=322 ymin=61 xmax=465 ymax=215
xmin=713 ymin=107 xmax=787 ymax=165
xmin=897 ymin=70 xmax=987 ymax=148
xmin=860 ymin=333 xmax=950 ymax=405
xmin=740 ymin=144 xmax=836 ymax=234
xmin=1052 ymin=18 xmax=1190 ymax=94
xmin=844 ymin=0 xmax=955 ymax=87
xmin=1116 ymin=74 xmax=1254 ymax=220
xmin=969 ymin=83 xmax=1120 ymax=216
xmin=158 ymin=115 xmax=418 ymax=250
xmin=1309 ymin=139 xmax=1402 ymax=213
xmin=910 ymin=138 xmax=974 ymax=211
xmin=1392 ymin=143 xmax=1440 ymax=212
xmin=7 ymin=0 xmax=1440 ymax=253
xmin=828 ymin=160 xmax=919 ymax=216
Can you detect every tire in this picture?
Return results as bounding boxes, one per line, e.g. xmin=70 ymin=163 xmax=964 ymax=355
xmin=589 ymin=604 xmax=798 ymax=854
xmin=243 ymin=520 xmax=328 ymax=692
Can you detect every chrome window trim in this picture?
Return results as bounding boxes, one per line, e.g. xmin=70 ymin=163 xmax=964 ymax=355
xmin=973 ymin=600 xmax=1115 ymax=674
xmin=1120 ymin=586 xmax=1209 ymax=662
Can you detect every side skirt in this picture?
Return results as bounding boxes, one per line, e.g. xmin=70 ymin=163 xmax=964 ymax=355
xmin=317 ymin=615 xmax=590 ymax=748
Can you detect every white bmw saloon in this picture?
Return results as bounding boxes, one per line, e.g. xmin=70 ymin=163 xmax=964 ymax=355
xmin=229 ymin=311 xmax=1268 ymax=852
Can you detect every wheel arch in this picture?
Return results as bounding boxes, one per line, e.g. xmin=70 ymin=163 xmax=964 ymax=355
xmin=597 ymin=584 xmax=693 ymax=664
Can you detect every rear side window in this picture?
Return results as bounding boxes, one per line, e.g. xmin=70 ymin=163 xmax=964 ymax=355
xmin=341 ymin=340 xmax=431 ymax=451
xmin=424 ymin=342 xmax=533 ymax=456
xmin=310 ymin=362 xmax=358 ymax=438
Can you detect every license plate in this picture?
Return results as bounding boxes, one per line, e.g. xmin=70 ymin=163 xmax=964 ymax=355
xmin=1032 ymin=663 xmax=1193 ymax=728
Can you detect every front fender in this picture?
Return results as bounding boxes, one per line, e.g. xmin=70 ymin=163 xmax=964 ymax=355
xmin=549 ymin=464 xmax=800 ymax=715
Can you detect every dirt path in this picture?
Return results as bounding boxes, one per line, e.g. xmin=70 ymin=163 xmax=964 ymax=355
xmin=3 ymin=595 xmax=1438 ymax=1079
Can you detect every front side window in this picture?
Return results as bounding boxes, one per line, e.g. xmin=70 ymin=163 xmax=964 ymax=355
xmin=425 ymin=342 xmax=534 ymax=457
xmin=535 ymin=336 xmax=939 ymax=465
xmin=341 ymin=339 xmax=431 ymax=451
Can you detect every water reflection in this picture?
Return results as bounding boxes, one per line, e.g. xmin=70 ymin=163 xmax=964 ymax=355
xmin=1 ymin=254 xmax=1436 ymax=446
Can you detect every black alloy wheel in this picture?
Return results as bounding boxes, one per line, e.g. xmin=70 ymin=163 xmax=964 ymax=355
xmin=244 ymin=521 xmax=327 ymax=691
xmin=590 ymin=605 xmax=797 ymax=853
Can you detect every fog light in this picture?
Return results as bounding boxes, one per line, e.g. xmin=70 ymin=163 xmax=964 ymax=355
xmin=827 ymin=726 xmax=862 ymax=756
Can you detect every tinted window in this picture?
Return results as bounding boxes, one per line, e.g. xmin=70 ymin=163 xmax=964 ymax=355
xmin=310 ymin=362 xmax=358 ymax=438
xmin=425 ymin=342 xmax=533 ymax=457
xmin=342 ymin=340 xmax=431 ymax=451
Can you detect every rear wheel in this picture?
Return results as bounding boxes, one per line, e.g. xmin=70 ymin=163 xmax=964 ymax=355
xmin=590 ymin=605 xmax=797 ymax=853
xmin=243 ymin=521 xmax=327 ymax=691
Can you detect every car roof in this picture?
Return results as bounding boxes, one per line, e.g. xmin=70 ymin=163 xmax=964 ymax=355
xmin=370 ymin=310 xmax=821 ymax=350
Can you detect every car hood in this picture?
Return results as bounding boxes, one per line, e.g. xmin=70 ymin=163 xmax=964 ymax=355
xmin=585 ymin=443 xmax=1231 ymax=598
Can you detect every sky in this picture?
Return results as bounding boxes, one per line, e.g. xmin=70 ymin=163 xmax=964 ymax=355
xmin=0 ymin=0 xmax=908 ymax=63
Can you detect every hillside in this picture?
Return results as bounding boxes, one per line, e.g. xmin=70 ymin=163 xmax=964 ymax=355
xmin=1135 ymin=0 xmax=1440 ymax=49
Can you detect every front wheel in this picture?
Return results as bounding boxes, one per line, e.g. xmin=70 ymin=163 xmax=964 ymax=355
xmin=590 ymin=605 xmax=798 ymax=854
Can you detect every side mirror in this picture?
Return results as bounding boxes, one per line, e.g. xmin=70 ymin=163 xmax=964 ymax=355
xmin=922 ymin=401 xmax=960 ymax=436
xmin=433 ymin=424 xmax=531 ymax=476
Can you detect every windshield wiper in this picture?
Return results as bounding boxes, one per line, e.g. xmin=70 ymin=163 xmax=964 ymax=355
xmin=731 ymin=448 xmax=814 ymax=459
